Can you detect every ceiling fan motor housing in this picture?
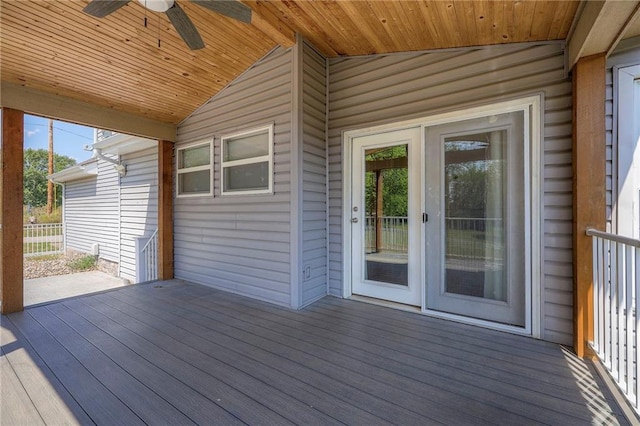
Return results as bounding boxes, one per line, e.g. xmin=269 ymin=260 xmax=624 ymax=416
xmin=137 ymin=0 xmax=174 ymax=13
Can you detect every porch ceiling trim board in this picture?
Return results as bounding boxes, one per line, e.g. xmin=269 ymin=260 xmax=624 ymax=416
xmin=0 ymin=108 xmax=24 ymax=314
xmin=572 ymin=53 xmax=606 ymax=359
xmin=567 ymin=0 xmax=640 ymax=68
xmin=0 ymin=83 xmax=177 ymax=142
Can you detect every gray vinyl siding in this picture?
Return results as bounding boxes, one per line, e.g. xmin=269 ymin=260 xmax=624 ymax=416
xmin=300 ymin=42 xmax=328 ymax=306
xmin=174 ymin=47 xmax=293 ymax=306
xmin=327 ymin=42 xmax=574 ymax=345
xmin=64 ymin=157 xmax=119 ymax=262
xmin=605 ymin=38 xmax=640 ymax=233
xmin=119 ymin=147 xmax=158 ymax=283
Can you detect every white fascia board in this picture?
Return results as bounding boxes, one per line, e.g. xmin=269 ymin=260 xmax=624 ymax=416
xmin=48 ymin=160 xmax=98 ymax=183
xmin=93 ymin=133 xmax=157 ymax=156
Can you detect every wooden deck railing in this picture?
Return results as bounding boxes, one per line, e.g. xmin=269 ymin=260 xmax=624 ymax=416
xmin=587 ymin=227 xmax=640 ymax=414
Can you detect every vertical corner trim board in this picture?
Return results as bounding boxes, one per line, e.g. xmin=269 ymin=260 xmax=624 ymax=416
xmin=572 ymin=53 xmax=606 ymax=358
xmin=1 ymin=108 xmax=25 ymax=314
xmin=158 ymin=140 xmax=174 ymax=281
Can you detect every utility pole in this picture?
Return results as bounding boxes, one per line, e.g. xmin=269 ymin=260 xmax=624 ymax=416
xmin=47 ymin=119 xmax=54 ymax=214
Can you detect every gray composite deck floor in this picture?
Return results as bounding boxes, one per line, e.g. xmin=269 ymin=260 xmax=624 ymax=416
xmin=0 ymin=279 xmax=631 ymax=425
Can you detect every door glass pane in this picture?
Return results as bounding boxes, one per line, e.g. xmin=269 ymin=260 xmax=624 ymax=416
xmin=444 ymin=131 xmax=506 ymax=301
xmin=364 ymin=144 xmax=408 ymax=286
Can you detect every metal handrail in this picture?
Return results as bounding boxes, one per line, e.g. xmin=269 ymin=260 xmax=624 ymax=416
xmin=586 ymin=227 xmax=640 ymax=248
xmin=588 ymin=227 xmax=640 ymax=413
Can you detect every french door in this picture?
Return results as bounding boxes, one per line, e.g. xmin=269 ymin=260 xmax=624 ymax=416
xmin=350 ymin=128 xmax=422 ymax=306
xmin=348 ymin=107 xmax=529 ymax=328
xmin=424 ymin=111 xmax=526 ymax=326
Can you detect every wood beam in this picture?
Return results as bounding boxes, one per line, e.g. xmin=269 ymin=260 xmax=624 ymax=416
xmin=567 ymin=0 xmax=640 ymax=67
xmin=244 ymin=1 xmax=296 ymax=48
xmin=0 ymin=82 xmax=177 ymax=142
xmin=1 ymin=108 xmax=24 ymax=314
xmin=365 ymin=157 xmax=408 ymax=172
xmin=158 ymin=140 xmax=174 ymax=281
xmin=572 ymin=54 xmax=606 ymax=358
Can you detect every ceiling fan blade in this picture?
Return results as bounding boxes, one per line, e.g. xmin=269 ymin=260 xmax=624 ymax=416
xmin=166 ymin=2 xmax=205 ymax=50
xmin=193 ymin=0 xmax=251 ymax=24
xmin=83 ymin=0 xmax=130 ymax=18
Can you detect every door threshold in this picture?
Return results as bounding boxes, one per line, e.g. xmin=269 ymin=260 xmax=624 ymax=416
xmin=349 ymin=294 xmax=532 ymax=337
xmin=349 ymin=294 xmax=421 ymax=313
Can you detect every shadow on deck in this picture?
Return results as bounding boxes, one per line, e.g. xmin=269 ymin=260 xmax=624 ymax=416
xmin=0 ymin=279 xmax=631 ymax=425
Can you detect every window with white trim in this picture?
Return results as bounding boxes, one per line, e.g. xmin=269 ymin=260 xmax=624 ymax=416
xmin=221 ymin=124 xmax=273 ymax=195
xmin=176 ymin=140 xmax=212 ymax=197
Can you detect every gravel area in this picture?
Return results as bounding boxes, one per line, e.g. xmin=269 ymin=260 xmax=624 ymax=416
xmin=24 ymin=253 xmax=97 ymax=280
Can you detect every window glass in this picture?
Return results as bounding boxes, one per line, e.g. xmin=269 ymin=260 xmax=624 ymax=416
xmin=221 ymin=125 xmax=273 ymax=195
xmin=178 ymin=169 xmax=210 ymax=195
xmin=179 ymin=144 xmax=210 ymax=169
xmin=223 ymin=162 xmax=269 ymax=192
xmin=176 ymin=141 xmax=212 ymax=197
xmin=224 ymin=133 xmax=269 ymax=162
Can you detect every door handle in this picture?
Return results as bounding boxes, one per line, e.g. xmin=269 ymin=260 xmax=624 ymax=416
xmin=351 ymin=218 xmax=358 ymax=223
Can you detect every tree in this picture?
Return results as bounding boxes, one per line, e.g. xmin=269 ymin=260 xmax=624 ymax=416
xmin=365 ymin=145 xmax=408 ymax=217
xmin=24 ymin=148 xmax=76 ymax=208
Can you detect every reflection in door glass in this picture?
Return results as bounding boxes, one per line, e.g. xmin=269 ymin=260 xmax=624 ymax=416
xmin=444 ymin=132 xmax=506 ymax=301
xmin=364 ymin=144 xmax=409 ymax=286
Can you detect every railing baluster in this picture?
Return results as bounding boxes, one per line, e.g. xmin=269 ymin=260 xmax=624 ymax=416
xmin=594 ymin=236 xmax=601 ymax=353
xmin=627 ymin=246 xmax=634 ymax=395
xmin=636 ymin=246 xmax=640 ymax=409
xmin=605 ymin=238 xmax=613 ymax=371
xmin=618 ymin=242 xmax=625 ymax=383
xmin=587 ymin=228 xmax=640 ymax=414
xmin=140 ymin=228 xmax=158 ymax=282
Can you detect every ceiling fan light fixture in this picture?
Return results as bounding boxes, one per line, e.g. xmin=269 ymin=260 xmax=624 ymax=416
xmin=137 ymin=0 xmax=175 ymax=13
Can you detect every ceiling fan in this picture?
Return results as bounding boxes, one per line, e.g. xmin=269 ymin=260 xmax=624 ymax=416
xmin=82 ymin=0 xmax=252 ymax=50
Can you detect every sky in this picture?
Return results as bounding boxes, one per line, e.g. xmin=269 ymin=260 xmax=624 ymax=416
xmin=23 ymin=114 xmax=96 ymax=164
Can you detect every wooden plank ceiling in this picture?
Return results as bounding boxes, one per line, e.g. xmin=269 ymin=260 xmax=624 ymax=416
xmin=1 ymin=1 xmax=579 ymax=126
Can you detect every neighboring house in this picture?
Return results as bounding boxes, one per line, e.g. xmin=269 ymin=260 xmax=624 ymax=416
xmin=49 ymin=131 xmax=158 ymax=284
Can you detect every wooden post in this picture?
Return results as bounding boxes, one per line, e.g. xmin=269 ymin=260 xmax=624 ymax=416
xmin=572 ymin=54 xmax=606 ymax=358
xmin=1 ymin=108 xmax=24 ymax=314
xmin=158 ymin=140 xmax=174 ymax=280
xmin=376 ymin=170 xmax=383 ymax=252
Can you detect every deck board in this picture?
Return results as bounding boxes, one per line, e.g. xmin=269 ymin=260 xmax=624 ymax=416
xmin=1 ymin=279 xmax=631 ymax=425
xmin=7 ymin=310 xmax=145 ymax=425
xmin=0 ymin=319 xmax=92 ymax=425
xmin=0 ymin=351 xmax=45 ymax=426
xmin=157 ymin=282 xmax=614 ymax=424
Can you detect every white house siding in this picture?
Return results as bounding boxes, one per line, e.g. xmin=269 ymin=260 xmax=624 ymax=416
xmin=327 ymin=42 xmax=574 ymax=345
xmin=174 ymin=47 xmax=293 ymax=307
xmin=64 ymin=157 xmax=119 ymax=262
xmin=300 ymin=42 xmax=328 ymax=306
xmin=605 ymin=38 xmax=640 ymax=233
xmin=119 ymin=147 xmax=158 ymax=283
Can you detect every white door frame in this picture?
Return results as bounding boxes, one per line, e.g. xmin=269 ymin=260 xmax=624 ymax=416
xmin=342 ymin=95 xmax=542 ymax=338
